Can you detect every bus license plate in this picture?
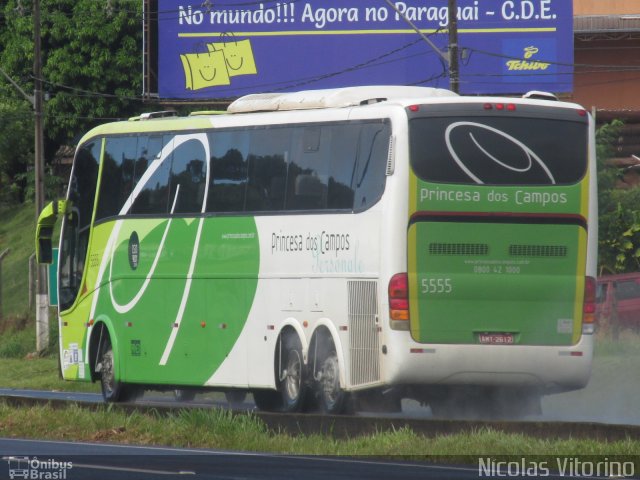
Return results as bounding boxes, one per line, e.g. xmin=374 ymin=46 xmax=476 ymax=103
xmin=478 ymin=333 xmax=514 ymax=345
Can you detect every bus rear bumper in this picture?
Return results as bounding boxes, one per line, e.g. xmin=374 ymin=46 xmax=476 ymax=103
xmin=384 ymin=334 xmax=593 ymax=393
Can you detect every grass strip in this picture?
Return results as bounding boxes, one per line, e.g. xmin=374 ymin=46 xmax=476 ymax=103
xmin=0 ymin=357 xmax=98 ymax=392
xmin=0 ymin=401 xmax=638 ymax=460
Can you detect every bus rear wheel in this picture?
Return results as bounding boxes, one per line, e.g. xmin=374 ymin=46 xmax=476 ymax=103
xmin=317 ymin=349 xmax=347 ymax=414
xmin=276 ymin=333 xmax=308 ymax=412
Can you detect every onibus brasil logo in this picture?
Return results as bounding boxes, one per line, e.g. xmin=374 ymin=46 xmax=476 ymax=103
xmin=506 ymin=46 xmax=551 ymax=71
xmin=5 ymin=456 xmax=72 ymax=480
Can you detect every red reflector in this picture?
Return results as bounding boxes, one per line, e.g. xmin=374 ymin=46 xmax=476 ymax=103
xmin=410 ymin=348 xmax=425 ymax=353
xmin=267 ymin=325 xmax=275 ymax=330
xmin=483 ymin=103 xmax=492 ymax=110
xmin=507 ymin=103 xmax=516 ymax=111
xmin=578 ymin=109 xmax=587 ymax=117
xmin=496 ymin=103 xmax=505 ymax=110
xmin=571 ymin=351 xmax=583 ymax=357
xmin=339 ymin=326 xmax=348 ymax=331
xmin=409 ymin=105 xmax=419 ymax=112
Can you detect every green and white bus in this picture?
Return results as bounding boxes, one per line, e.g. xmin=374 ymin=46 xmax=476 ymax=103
xmin=36 ymin=86 xmax=597 ymax=416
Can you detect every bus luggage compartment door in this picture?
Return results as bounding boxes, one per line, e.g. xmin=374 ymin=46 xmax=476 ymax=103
xmin=407 ymin=220 xmax=587 ymax=346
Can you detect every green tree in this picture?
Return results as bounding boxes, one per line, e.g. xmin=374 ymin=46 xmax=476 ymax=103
xmin=0 ymin=99 xmax=33 ymax=203
xmin=596 ymin=120 xmax=640 ymax=274
xmin=0 ymin=0 xmax=143 ymax=203
xmin=43 ymin=0 xmax=143 ymax=146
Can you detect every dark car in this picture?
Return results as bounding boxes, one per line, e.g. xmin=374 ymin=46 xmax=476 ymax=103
xmin=596 ymin=273 xmax=640 ymax=327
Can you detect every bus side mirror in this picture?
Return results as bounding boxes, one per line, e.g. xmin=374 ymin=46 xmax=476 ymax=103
xmin=35 ymin=200 xmax=68 ymax=264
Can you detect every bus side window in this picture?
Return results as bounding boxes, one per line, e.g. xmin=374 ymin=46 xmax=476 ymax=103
xmin=97 ymin=136 xmax=138 ymax=219
xmin=285 ymin=126 xmax=328 ymax=211
xmin=169 ymin=138 xmax=207 ymax=214
xmin=327 ymin=124 xmax=358 ymax=210
xmin=207 ymin=130 xmax=249 ymax=213
xmin=245 ymin=127 xmax=289 ymax=212
xmin=353 ymin=123 xmax=390 ymax=212
xmin=131 ymin=135 xmax=172 ymax=215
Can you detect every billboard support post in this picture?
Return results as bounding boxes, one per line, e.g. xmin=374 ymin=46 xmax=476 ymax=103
xmin=448 ymin=0 xmax=460 ymax=93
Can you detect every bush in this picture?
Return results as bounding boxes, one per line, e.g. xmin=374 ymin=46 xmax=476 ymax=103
xmin=0 ymin=327 xmax=34 ymax=358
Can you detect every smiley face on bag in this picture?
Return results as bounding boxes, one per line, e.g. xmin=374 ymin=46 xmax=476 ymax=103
xmin=180 ymin=49 xmax=231 ymax=90
xmin=208 ymin=38 xmax=257 ymax=77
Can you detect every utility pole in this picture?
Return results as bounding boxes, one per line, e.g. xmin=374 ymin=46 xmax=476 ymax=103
xmin=448 ymin=0 xmax=460 ymax=93
xmin=385 ymin=0 xmax=460 ymax=93
xmin=34 ymin=0 xmax=49 ymax=353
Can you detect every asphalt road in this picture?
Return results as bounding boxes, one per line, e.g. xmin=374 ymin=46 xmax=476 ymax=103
xmin=3 ymin=438 xmax=627 ymax=480
xmin=0 ymin=438 xmax=483 ymax=480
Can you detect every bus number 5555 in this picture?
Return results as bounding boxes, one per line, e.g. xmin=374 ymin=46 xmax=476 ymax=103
xmin=421 ymin=277 xmax=453 ymax=294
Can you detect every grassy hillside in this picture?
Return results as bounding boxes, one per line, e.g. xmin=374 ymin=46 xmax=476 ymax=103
xmin=0 ymin=202 xmax=37 ymax=320
xmin=0 ymin=202 xmax=60 ymax=356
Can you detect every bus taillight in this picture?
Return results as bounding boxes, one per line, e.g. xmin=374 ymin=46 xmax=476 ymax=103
xmin=583 ymin=276 xmax=596 ymax=333
xmin=389 ymin=273 xmax=410 ymax=329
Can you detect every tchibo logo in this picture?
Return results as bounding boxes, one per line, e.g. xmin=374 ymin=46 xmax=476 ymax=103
xmin=506 ymin=46 xmax=551 ymax=71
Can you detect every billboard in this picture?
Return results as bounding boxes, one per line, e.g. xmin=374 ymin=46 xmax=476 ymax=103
xmin=157 ymin=0 xmax=573 ymax=99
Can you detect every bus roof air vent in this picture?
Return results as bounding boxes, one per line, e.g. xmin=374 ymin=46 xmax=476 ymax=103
xmin=227 ymin=86 xmax=457 ymax=114
xmin=522 ymin=91 xmax=558 ymax=101
xmin=129 ymin=110 xmax=178 ymax=121
xmin=189 ymin=110 xmax=226 ymax=116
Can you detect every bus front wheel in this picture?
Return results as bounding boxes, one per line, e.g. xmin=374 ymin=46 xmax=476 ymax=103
xmin=99 ymin=339 xmax=138 ymax=402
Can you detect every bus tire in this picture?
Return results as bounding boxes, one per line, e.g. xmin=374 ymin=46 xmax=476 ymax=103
xmin=317 ymin=348 xmax=347 ymax=414
xmin=276 ymin=332 xmax=307 ymax=412
xmin=99 ymin=338 xmax=138 ymax=402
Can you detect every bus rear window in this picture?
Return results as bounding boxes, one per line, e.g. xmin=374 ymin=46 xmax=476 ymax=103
xmin=409 ymin=116 xmax=588 ymax=186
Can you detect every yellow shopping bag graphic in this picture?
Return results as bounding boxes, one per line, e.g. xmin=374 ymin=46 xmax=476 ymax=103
xmin=208 ymin=37 xmax=258 ymax=78
xmin=180 ymin=49 xmax=231 ymax=90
